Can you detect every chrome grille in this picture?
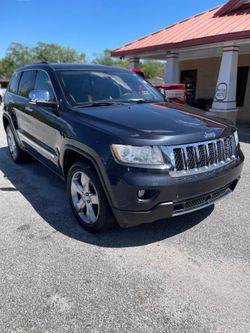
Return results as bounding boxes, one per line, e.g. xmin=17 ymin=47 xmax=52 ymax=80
xmin=208 ymin=143 xmax=216 ymax=164
xmin=217 ymin=140 xmax=224 ymax=162
xmin=162 ymin=134 xmax=237 ymax=177
xmin=173 ymin=148 xmax=184 ymax=171
xmin=186 ymin=146 xmax=196 ymax=169
xmin=197 ymin=144 xmax=206 ymax=167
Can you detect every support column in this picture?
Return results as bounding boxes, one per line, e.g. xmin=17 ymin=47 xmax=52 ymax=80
xmin=210 ymin=44 xmax=239 ymax=123
xmin=164 ymin=52 xmax=179 ymax=83
xmin=129 ymin=57 xmax=140 ymax=69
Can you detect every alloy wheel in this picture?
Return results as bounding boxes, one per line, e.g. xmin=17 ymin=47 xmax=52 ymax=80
xmin=70 ymin=170 xmax=100 ymax=224
xmin=7 ymin=127 xmax=18 ymax=160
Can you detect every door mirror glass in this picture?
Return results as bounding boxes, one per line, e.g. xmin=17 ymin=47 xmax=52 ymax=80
xmin=29 ymin=90 xmax=58 ymax=108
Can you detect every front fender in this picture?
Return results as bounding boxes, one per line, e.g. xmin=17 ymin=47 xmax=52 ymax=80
xmin=60 ymin=141 xmax=117 ymax=209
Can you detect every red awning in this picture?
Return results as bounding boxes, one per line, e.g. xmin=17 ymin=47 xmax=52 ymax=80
xmin=111 ymin=1 xmax=250 ymax=57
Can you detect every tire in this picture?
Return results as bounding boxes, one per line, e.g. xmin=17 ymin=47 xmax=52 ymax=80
xmin=6 ymin=125 xmax=29 ymax=164
xmin=67 ymin=162 xmax=116 ymax=233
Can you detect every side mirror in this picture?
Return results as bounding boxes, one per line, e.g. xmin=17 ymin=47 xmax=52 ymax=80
xmin=28 ymin=90 xmax=58 ymax=108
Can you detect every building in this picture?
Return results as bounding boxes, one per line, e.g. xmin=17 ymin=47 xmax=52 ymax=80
xmin=111 ymin=0 xmax=250 ymax=123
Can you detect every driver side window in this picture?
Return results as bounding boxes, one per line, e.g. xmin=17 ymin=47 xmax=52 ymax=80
xmin=34 ymin=71 xmax=56 ymax=101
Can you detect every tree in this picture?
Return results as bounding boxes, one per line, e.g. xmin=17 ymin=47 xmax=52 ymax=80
xmin=0 ymin=43 xmax=33 ymax=78
xmin=92 ymin=49 xmax=129 ymax=68
xmin=92 ymin=50 xmax=164 ymax=80
xmin=140 ymin=61 xmax=165 ymax=80
xmin=32 ymin=42 xmax=86 ymax=63
xmin=0 ymin=42 xmax=165 ymax=81
xmin=0 ymin=42 xmax=87 ymax=79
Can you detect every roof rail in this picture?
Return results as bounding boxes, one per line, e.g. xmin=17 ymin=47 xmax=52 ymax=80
xmin=23 ymin=61 xmax=49 ymax=66
xmin=33 ymin=61 xmax=49 ymax=64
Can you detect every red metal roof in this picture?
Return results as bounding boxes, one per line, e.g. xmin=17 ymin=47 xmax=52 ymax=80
xmin=111 ymin=1 xmax=250 ymax=57
xmin=214 ymin=0 xmax=245 ymax=17
xmin=214 ymin=0 xmax=249 ymax=16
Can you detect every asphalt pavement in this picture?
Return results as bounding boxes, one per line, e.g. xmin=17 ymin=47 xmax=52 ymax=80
xmin=0 ymin=109 xmax=249 ymax=333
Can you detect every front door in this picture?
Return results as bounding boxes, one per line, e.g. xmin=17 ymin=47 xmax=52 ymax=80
xmin=15 ymin=70 xmax=63 ymax=171
xmin=24 ymin=70 xmax=64 ymax=170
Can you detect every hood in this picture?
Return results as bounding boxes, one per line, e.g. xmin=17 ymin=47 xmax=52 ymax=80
xmin=75 ymin=102 xmax=234 ymax=145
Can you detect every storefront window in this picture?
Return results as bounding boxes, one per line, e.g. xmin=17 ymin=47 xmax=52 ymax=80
xmin=180 ymin=69 xmax=197 ymax=105
xmin=237 ymin=66 xmax=249 ymax=107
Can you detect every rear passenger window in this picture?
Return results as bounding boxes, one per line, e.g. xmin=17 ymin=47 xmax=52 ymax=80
xmin=18 ymin=71 xmax=36 ymax=98
xmin=34 ymin=71 xmax=56 ymax=101
xmin=8 ymin=72 xmax=21 ymax=94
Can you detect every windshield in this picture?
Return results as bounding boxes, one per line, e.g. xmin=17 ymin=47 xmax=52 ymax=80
xmin=57 ymin=69 xmax=164 ymax=107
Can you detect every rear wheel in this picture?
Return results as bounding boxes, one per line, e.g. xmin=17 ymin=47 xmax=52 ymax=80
xmin=67 ymin=162 xmax=116 ymax=233
xmin=6 ymin=125 xmax=28 ymax=164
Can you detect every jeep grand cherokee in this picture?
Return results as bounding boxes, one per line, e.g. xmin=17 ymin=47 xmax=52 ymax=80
xmin=2 ymin=63 xmax=244 ymax=232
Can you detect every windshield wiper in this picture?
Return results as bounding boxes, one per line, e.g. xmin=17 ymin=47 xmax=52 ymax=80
xmin=75 ymin=101 xmax=119 ymax=108
xmin=75 ymin=99 xmax=161 ymax=108
xmin=126 ymin=99 xmax=159 ymax=104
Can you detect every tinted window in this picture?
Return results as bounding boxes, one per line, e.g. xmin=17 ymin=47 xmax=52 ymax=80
xmin=34 ymin=70 xmax=56 ymax=101
xmin=181 ymin=69 xmax=197 ymax=104
xmin=8 ymin=72 xmax=21 ymax=94
xmin=58 ymin=70 xmax=163 ymax=106
xmin=18 ymin=70 xmax=36 ymax=98
xmin=237 ymin=66 xmax=249 ymax=107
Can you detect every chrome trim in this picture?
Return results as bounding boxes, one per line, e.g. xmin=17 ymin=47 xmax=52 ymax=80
xmin=172 ymin=187 xmax=232 ymax=217
xmin=17 ymin=130 xmax=55 ymax=161
xmin=29 ymin=89 xmax=50 ymax=104
xmin=161 ymin=133 xmax=237 ymax=178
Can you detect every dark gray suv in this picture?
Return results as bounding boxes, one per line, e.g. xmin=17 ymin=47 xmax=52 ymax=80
xmin=2 ymin=63 xmax=244 ymax=232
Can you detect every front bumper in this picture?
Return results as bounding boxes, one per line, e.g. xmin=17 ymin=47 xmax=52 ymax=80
xmin=111 ymin=151 xmax=244 ymax=228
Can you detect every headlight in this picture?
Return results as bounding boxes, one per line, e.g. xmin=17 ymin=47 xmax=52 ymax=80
xmin=234 ymin=130 xmax=239 ymax=146
xmin=111 ymin=144 xmax=164 ymax=165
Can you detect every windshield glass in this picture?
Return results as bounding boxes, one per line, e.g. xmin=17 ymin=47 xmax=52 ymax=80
xmin=57 ymin=70 xmax=164 ymax=106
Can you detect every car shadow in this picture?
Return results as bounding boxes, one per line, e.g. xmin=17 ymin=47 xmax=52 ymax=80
xmin=0 ymin=146 xmax=214 ymax=248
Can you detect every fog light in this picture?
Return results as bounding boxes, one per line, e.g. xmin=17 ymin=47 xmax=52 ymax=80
xmin=138 ymin=190 xmax=146 ymax=198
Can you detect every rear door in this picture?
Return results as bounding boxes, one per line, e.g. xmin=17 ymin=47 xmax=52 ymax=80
xmin=13 ymin=70 xmax=36 ymax=140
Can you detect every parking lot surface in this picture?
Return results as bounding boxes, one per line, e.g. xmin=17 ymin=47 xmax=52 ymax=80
xmin=0 ymin=111 xmax=250 ymax=333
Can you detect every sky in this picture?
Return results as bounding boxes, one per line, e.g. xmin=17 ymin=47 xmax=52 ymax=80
xmin=1 ymin=0 xmax=224 ymax=60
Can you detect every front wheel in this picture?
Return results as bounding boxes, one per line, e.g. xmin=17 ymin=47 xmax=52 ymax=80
xmin=67 ymin=162 xmax=116 ymax=233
